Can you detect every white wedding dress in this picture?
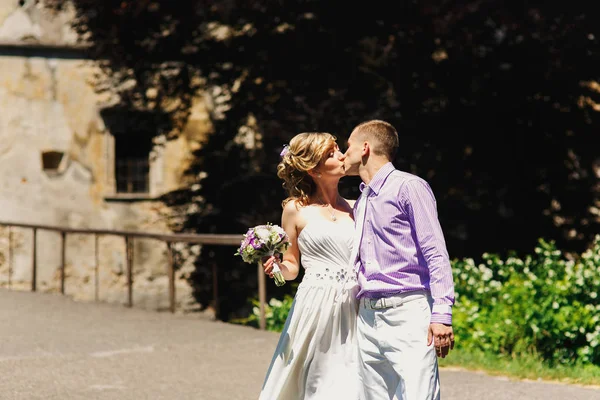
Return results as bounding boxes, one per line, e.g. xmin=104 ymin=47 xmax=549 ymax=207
xmin=259 ymin=218 xmax=360 ymax=400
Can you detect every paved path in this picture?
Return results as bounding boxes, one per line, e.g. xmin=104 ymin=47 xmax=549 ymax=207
xmin=0 ymin=288 xmax=598 ymax=400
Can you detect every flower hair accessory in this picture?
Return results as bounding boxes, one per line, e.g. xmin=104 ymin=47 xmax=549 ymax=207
xmin=280 ymin=144 xmax=290 ymax=157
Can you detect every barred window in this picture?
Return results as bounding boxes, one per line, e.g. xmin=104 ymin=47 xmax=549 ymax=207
xmin=101 ymin=107 xmax=170 ymax=198
xmin=114 ymin=134 xmax=151 ymax=194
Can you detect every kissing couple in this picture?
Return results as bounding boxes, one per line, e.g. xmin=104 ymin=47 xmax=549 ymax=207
xmin=259 ymin=119 xmax=456 ymax=400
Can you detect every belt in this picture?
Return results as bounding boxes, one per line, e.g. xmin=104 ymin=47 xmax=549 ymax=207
xmin=360 ymin=290 xmax=428 ymax=310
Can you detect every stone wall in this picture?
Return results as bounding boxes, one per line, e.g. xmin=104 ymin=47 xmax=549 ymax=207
xmin=0 ymin=0 xmax=212 ymax=313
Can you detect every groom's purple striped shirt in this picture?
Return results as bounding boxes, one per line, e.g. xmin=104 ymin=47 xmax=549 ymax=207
xmin=354 ymin=162 xmax=455 ymax=325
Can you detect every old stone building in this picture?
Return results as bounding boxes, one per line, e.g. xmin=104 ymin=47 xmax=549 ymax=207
xmin=0 ymin=0 xmax=211 ymax=311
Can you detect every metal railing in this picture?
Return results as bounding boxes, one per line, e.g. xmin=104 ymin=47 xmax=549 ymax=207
xmin=0 ymin=220 xmax=271 ymax=330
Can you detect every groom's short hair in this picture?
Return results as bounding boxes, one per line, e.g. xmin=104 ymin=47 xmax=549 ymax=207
xmin=353 ymin=120 xmax=399 ymax=161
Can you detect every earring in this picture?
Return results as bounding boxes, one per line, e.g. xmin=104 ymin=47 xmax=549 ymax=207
xmin=317 ymin=173 xmax=322 ymax=178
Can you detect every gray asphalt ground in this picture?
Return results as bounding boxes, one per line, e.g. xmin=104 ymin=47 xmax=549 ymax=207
xmin=0 ymin=288 xmax=598 ymax=400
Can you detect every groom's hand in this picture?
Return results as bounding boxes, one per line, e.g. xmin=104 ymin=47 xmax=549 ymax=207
xmin=428 ymin=323 xmax=455 ymax=358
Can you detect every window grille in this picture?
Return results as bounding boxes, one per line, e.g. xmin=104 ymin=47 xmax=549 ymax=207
xmin=116 ymin=157 xmax=149 ymax=193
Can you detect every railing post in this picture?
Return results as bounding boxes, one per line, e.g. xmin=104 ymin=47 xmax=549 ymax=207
xmin=31 ymin=228 xmax=37 ymax=292
xmin=94 ymin=234 xmax=99 ymax=302
xmin=125 ymin=236 xmax=133 ymax=307
xmin=212 ymin=260 xmax=219 ymax=318
xmin=257 ymin=263 xmax=266 ymax=330
xmin=166 ymin=242 xmax=175 ymax=313
xmin=60 ymin=232 xmax=66 ymax=294
xmin=7 ymin=226 xmax=12 ymax=289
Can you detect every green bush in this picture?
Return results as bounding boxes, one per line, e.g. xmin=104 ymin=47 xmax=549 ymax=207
xmin=232 ymin=294 xmax=295 ymax=332
xmin=453 ymin=235 xmax=600 ymax=366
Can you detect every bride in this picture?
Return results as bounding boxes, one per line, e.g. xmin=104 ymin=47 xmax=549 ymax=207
xmin=259 ymin=132 xmax=360 ymax=400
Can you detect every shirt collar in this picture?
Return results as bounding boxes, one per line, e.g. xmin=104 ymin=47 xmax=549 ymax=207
xmin=359 ymin=162 xmax=395 ymax=195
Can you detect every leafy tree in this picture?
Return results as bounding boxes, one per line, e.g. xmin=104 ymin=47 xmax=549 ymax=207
xmin=46 ymin=0 xmax=600 ymax=319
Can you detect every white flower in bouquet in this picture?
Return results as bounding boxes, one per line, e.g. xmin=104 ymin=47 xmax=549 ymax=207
xmin=254 ymin=226 xmax=271 ymax=244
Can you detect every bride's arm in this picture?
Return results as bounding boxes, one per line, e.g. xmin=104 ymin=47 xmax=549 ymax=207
xmin=263 ymin=201 xmax=301 ymax=281
xmin=277 ymin=201 xmax=301 ymax=280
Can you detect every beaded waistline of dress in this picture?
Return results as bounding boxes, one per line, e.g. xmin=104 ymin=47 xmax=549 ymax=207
xmin=301 ymin=267 xmax=357 ymax=286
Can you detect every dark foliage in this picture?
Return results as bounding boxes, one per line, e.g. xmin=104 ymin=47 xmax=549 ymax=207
xmin=45 ymin=0 xmax=600 ymax=320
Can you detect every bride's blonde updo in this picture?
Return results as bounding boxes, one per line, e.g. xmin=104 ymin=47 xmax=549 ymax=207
xmin=277 ymin=132 xmax=337 ymax=208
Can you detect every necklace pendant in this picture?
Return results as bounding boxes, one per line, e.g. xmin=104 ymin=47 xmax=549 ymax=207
xmin=331 ymin=215 xmax=337 ymax=221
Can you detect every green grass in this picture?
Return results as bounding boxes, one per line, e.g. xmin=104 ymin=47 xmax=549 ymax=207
xmin=438 ymin=349 xmax=600 ymax=388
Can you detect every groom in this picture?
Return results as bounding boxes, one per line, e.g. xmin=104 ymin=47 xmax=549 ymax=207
xmin=341 ymin=120 xmax=455 ymax=400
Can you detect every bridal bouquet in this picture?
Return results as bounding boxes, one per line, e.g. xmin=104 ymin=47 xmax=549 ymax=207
xmin=235 ymin=223 xmax=290 ymax=286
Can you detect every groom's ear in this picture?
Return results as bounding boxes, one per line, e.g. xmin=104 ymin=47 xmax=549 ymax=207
xmin=362 ymin=141 xmax=370 ymax=156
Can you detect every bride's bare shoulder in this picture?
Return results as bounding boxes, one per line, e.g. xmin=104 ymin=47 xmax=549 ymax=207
xmin=283 ymin=199 xmax=313 ymax=232
xmin=283 ymin=199 xmax=313 ymax=222
xmin=283 ymin=198 xmax=306 ymax=214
